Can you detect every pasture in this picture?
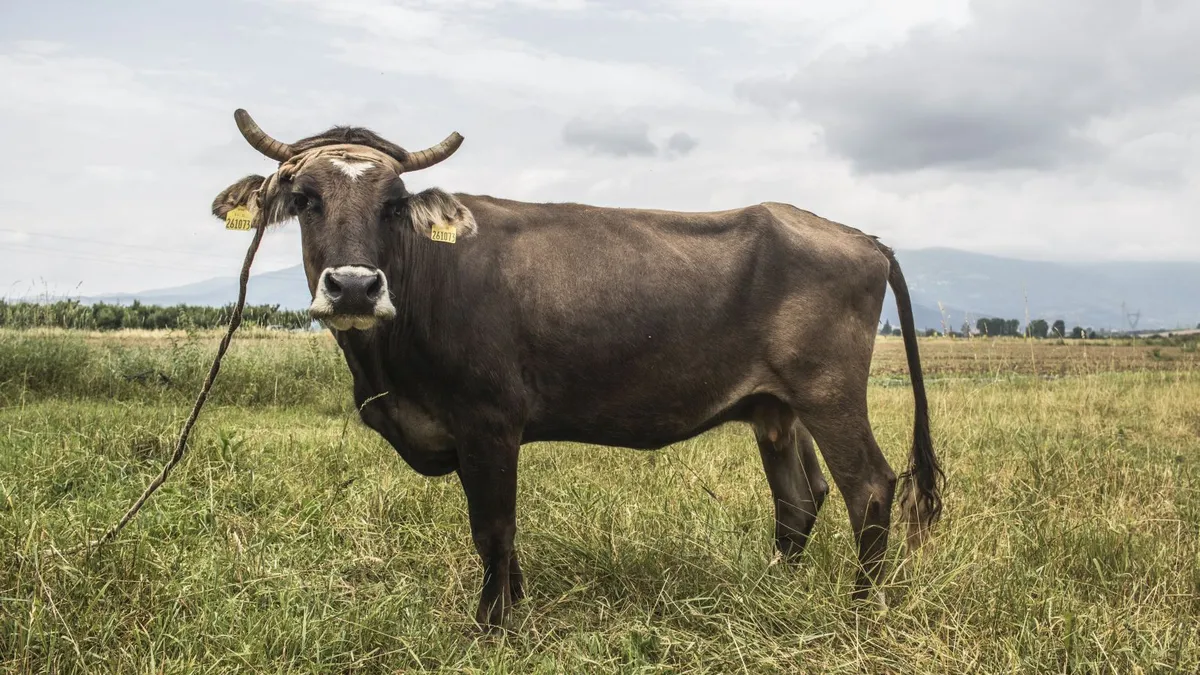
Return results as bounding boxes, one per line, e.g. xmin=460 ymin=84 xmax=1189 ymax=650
xmin=2 ymin=328 xmax=1199 ymax=672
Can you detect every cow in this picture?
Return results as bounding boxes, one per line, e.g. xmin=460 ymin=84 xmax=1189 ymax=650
xmin=211 ymin=109 xmax=944 ymax=630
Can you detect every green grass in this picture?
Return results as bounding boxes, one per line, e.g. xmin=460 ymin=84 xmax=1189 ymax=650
xmin=1 ymin=330 xmax=1199 ymax=672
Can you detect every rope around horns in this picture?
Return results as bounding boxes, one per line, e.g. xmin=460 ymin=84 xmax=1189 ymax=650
xmin=48 ymin=208 xmax=268 ymax=560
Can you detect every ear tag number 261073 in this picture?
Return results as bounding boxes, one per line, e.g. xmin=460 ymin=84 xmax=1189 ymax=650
xmin=224 ymin=205 xmax=255 ymax=231
xmin=430 ymin=222 xmax=457 ymax=244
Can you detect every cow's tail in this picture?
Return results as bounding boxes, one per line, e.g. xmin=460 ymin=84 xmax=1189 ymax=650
xmin=878 ymin=242 xmax=944 ymax=550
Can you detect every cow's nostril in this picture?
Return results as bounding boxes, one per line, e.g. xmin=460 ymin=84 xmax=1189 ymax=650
xmin=365 ymin=275 xmax=383 ymax=298
xmin=324 ymin=274 xmax=343 ymax=295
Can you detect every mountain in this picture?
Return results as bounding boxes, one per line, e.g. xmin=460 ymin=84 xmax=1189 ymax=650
xmin=86 ymin=265 xmax=313 ymax=310
xmin=879 ymin=248 xmax=1200 ymax=332
xmin=74 ymin=248 xmax=1200 ymax=332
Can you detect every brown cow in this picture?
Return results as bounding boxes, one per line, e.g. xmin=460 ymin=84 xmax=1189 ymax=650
xmin=212 ymin=109 xmax=944 ymax=630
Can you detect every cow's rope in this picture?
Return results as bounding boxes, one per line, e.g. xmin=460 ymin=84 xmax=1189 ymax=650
xmin=50 ymin=213 xmax=267 ymax=559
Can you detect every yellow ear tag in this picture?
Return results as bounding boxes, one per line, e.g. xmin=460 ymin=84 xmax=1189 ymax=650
xmin=224 ymin=205 xmax=255 ymax=231
xmin=430 ymin=222 xmax=457 ymax=244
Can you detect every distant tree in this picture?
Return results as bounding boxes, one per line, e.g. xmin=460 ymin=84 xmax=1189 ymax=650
xmin=976 ymin=317 xmax=1022 ymax=337
xmin=892 ymin=327 xmax=903 ymax=337
xmin=923 ymin=328 xmax=940 ymax=338
xmin=0 ymin=300 xmax=314 ymax=331
xmin=1052 ymin=319 xmax=1066 ymax=338
xmin=1070 ymin=326 xmax=1084 ymax=339
xmin=880 ymin=320 xmax=892 ymax=336
xmin=1026 ymin=319 xmax=1049 ymax=339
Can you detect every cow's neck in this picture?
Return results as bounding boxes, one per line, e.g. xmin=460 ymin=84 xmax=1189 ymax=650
xmin=388 ymin=234 xmax=461 ymax=355
xmin=336 ymin=239 xmax=464 ymax=402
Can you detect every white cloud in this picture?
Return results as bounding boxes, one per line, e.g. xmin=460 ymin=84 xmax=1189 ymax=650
xmin=270 ymin=0 xmax=719 ymax=112
xmin=12 ymin=40 xmax=65 ymax=55
xmin=0 ymin=50 xmax=167 ymax=114
xmin=639 ymin=0 xmax=971 ymax=50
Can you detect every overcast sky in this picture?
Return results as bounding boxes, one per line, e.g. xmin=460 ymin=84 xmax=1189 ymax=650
xmin=2 ymin=0 xmax=1198 ymax=297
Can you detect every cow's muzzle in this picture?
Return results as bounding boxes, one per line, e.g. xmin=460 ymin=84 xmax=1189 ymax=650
xmin=309 ymin=265 xmax=396 ymax=331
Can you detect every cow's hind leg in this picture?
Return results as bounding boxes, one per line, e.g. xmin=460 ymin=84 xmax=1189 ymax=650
xmin=797 ymin=399 xmax=897 ymax=605
xmin=754 ymin=403 xmax=830 ymax=559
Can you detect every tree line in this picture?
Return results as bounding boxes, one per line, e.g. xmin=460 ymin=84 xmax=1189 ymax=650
xmin=0 ymin=299 xmax=315 ymax=331
xmin=880 ymin=317 xmax=1104 ymax=339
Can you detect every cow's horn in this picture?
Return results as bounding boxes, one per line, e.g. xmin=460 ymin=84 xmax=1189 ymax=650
xmin=234 ymin=109 xmax=295 ymax=162
xmin=398 ymin=132 xmax=464 ymax=172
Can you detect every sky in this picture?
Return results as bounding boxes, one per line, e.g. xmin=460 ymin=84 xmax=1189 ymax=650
xmin=1 ymin=0 xmax=1198 ymax=297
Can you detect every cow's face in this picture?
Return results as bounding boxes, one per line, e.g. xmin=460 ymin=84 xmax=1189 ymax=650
xmin=211 ymin=109 xmax=473 ymax=331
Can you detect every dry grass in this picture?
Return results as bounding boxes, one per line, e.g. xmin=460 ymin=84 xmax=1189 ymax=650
xmin=870 ymin=335 xmax=1200 ymax=378
xmin=1 ymin=330 xmax=1198 ymax=672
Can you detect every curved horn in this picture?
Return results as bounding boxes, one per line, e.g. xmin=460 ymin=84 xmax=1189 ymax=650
xmin=398 ymin=132 xmax=464 ymax=172
xmin=233 ymin=109 xmax=295 ymax=162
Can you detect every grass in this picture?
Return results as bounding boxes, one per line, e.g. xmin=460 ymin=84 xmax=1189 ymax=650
xmin=1 ymin=329 xmax=1199 ymax=672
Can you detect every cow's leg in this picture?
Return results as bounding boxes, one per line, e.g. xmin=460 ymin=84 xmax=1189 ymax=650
xmin=456 ymin=433 xmax=520 ymax=630
xmin=509 ymin=550 xmax=525 ymax=602
xmin=755 ymin=413 xmax=829 ymax=559
xmin=799 ymin=404 xmax=897 ymax=606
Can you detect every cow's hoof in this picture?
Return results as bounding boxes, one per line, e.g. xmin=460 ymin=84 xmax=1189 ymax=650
xmin=474 ymin=597 xmax=512 ymax=632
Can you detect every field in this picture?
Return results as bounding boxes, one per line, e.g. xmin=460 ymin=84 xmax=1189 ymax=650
xmin=2 ymin=328 xmax=1199 ymax=672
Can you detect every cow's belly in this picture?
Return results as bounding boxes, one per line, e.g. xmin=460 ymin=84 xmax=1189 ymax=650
xmin=523 ymin=363 xmax=770 ymax=450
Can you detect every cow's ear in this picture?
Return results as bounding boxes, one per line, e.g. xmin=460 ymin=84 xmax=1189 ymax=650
xmin=406 ymin=188 xmax=478 ymax=241
xmin=211 ymin=175 xmax=265 ymax=219
xmin=210 ymin=175 xmax=292 ymax=227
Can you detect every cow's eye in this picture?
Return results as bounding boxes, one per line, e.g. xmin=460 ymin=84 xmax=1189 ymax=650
xmin=386 ymin=198 xmax=408 ymax=220
xmin=292 ymin=192 xmax=320 ymax=214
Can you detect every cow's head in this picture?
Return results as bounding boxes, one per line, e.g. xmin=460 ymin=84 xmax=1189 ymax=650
xmin=211 ymin=109 xmax=476 ymax=331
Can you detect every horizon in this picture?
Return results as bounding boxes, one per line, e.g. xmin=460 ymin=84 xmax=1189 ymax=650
xmin=8 ymin=244 xmax=1200 ymax=303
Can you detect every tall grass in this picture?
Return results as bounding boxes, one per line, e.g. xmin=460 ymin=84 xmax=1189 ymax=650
xmin=0 ymin=329 xmax=348 ymax=409
xmin=1 ymin=332 xmax=1198 ymax=672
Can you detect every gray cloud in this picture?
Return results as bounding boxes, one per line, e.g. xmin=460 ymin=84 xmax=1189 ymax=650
xmin=737 ymin=0 xmax=1200 ymax=174
xmin=562 ymin=116 xmax=657 ymax=157
xmin=561 ymin=117 xmax=700 ymax=159
xmin=665 ymin=131 xmax=699 ymax=157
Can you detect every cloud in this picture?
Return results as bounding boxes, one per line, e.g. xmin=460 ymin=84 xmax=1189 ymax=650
xmin=664 ymin=131 xmax=699 ymax=157
xmin=560 ymin=118 xmax=700 ymax=159
xmin=737 ymin=0 xmax=1200 ymax=174
xmin=0 ymin=46 xmax=168 ymax=114
xmin=269 ymin=0 xmax=719 ymax=112
xmin=562 ymin=116 xmax=657 ymax=157
xmin=12 ymin=40 xmax=65 ymax=56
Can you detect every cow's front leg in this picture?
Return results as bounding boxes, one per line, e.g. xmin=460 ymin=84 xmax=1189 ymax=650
xmin=456 ymin=431 xmax=520 ymax=630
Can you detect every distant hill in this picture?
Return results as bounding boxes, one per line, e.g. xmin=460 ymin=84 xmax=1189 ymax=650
xmin=69 ymin=248 xmax=1200 ymax=332
xmin=879 ymin=248 xmax=1200 ymax=332
xmin=85 ymin=265 xmax=314 ymax=311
